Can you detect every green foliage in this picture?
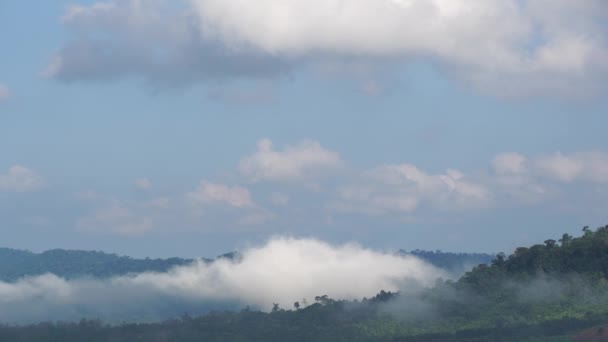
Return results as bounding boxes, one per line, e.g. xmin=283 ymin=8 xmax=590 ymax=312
xmin=4 ymin=225 xmax=608 ymax=340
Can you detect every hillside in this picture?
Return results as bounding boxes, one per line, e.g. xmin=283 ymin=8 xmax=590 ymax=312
xmin=399 ymin=249 xmax=494 ymax=276
xmin=0 ymin=247 xmax=490 ymax=282
xmin=3 ymin=225 xmax=608 ymax=341
xmin=0 ymin=248 xmax=197 ymax=281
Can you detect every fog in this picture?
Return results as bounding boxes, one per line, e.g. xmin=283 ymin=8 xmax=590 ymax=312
xmin=0 ymin=237 xmax=445 ymax=323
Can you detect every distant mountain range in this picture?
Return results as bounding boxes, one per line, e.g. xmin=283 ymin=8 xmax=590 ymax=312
xmin=0 ymin=247 xmax=494 ymax=282
xmin=399 ymin=249 xmax=495 ymax=276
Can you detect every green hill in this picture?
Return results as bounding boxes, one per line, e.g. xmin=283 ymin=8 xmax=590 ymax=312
xmin=3 ymin=225 xmax=608 ymax=340
xmin=0 ymin=248 xmax=197 ymax=281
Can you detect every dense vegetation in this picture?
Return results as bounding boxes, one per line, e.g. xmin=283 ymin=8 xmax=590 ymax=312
xmin=3 ymin=225 xmax=608 ymax=341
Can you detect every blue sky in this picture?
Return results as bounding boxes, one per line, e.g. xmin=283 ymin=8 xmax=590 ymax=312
xmin=1 ymin=0 xmax=608 ymax=258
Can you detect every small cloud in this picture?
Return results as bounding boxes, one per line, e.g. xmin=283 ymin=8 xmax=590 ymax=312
xmin=0 ymin=165 xmax=45 ymax=192
xmin=188 ymin=181 xmax=254 ymax=208
xmin=333 ymin=163 xmax=489 ymax=215
xmin=239 ymin=139 xmax=343 ymax=183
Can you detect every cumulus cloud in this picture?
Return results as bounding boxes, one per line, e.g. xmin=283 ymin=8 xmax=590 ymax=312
xmin=332 ymin=149 xmax=608 ymax=216
xmin=0 ymin=237 xmax=444 ymax=323
xmin=45 ymin=0 xmax=291 ymax=85
xmin=187 ymin=181 xmax=276 ymax=226
xmin=334 ymin=164 xmax=489 ymax=214
xmin=188 ymin=181 xmax=254 ymax=208
xmin=0 ymin=84 xmax=11 ymax=102
xmin=0 ymin=166 xmax=44 ymax=192
xmin=47 ymin=0 xmax=608 ymax=97
xmin=534 ymin=151 xmax=608 ymax=183
xmin=239 ymin=139 xmax=343 ymax=183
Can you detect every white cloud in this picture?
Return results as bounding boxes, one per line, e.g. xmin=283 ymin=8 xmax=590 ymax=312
xmin=0 ymin=237 xmax=445 ymax=323
xmin=0 ymin=166 xmax=44 ymax=192
xmin=187 ymin=181 xmax=277 ymax=226
xmin=534 ymin=151 xmax=608 ymax=183
xmin=492 ymin=153 xmax=528 ymax=176
xmin=334 ymin=164 xmax=489 ymax=215
xmin=47 ymin=0 xmax=608 ymax=97
xmin=239 ymin=139 xmax=342 ymax=183
xmin=491 ymin=153 xmax=548 ymax=203
xmin=45 ymin=0 xmax=290 ymax=84
xmin=188 ymin=181 xmax=254 ymax=208
xmin=0 ymin=84 xmax=11 ymax=102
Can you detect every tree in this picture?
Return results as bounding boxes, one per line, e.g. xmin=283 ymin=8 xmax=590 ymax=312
xmin=559 ymin=233 xmax=573 ymax=246
xmin=293 ymin=302 xmax=300 ymax=310
xmin=544 ymin=239 xmax=557 ymax=248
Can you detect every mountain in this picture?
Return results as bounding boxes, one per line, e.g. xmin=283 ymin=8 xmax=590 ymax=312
xmin=398 ymin=249 xmax=494 ymax=276
xmin=3 ymin=225 xmax=607 ymax=341
xmin=0 ymin=247 xmax=490 ymax=282
xmin=0 ymin=248 xmax=198 ymax=282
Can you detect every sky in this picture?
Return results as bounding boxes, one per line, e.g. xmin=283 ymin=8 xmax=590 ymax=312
xmin=1 ymin=0 xmax=608 ymax=258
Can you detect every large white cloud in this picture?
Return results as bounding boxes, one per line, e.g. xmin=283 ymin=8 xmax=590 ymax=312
xmin=0 ymin=237 xmax=445 ymax=323
xmin=47 ymin=0 xmax=608 ymax=97
xmin=239 ymin=139 xmax=343 ymax=183
xmin=0 ymin=166 xmax=44 ymax=192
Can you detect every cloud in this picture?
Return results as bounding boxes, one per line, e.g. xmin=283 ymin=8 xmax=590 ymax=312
xmin=188 ymin=181 xmax=254 ymax=208
xmin=77 ymin=179 xmax=273 ymax=236
xmin=334 ymin=164 xmax=489 ymax=215
xmin=0 ymin=84 xmax=11 ymax=102
xmin=45 ymin=0 xmax=291 ymax=85
xmin=187 ymin=181 xmax=277 ymax=226
xmin=239 ymin=139 xmax=343 ymax=183
xmin=47 ymin=0 xmax=608 ymax=97
xmin=534 ymin=151 xmax=608 ymax=183
xmin=333 ymin=149 xmax=608 ymax=216
xmin=0 ymin=166 xmax=45 ymax=192
xmin=491 ymin=153 xmax=548 ymax=203
xmin=0 ymin=237 xmax=444 ymax=323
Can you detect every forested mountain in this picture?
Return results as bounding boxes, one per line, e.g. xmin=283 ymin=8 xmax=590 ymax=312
xmin=0 ymin=247 xmax=489 ymax=282
xmin=0 ymin=248 xmax=197 ymax=281
xmin=399 ymin=250 xmax=494 ymax=276
xmin=3 ymin=225 xmax=608 ymax=341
